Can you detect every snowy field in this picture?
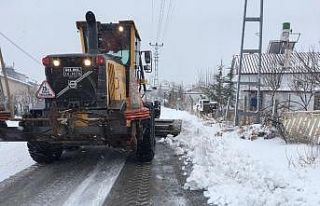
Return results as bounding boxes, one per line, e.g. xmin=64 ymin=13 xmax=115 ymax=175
xmin=161 ymin=107 xmax=320 ymax=206
xmin=0 ymin=120 xmax=34 ymax=182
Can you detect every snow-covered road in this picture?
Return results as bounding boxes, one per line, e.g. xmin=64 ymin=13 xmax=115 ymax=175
xmin=0 ymin=111 xmax=207 ymax=206
xmin=0 ymin=147 xmax=126 ymax=206
xmin=0 ymin=119 xmax=126 ymax=205
xmin=161 ymin=107 xmax=320 ymax=206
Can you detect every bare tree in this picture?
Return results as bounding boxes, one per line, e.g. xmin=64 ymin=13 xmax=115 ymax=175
xmin=263 ymin=55 xmax=285 ymax=117
xmin=289 ymin=73 xmax=316 ymax=111
xmin=295 ymin=51 xmax=320 ymax=84
xmin=292 ymin=51 xmax=319 ymax=110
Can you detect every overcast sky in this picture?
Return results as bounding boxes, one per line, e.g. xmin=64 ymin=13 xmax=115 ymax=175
xmin=1 ymin=0 xmax=320 ymax=84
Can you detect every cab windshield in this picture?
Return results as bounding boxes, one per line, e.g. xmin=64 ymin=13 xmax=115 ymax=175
xmin=98 ymin=25 xmax=130 ymax=65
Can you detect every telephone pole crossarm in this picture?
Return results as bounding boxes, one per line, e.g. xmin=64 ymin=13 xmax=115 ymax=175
xmin=149 ymin=42 xmax=164 ymax=88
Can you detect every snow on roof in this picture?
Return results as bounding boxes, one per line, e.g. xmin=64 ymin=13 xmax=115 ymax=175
xmin=0 ymin=74 xmax=36 ymax=87
xmin=232 ymin=52 xmax=320 ymax=74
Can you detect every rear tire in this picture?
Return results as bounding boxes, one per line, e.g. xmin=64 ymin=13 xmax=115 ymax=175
xmin=27 ymin=142 xmax=63 ymax=164
xmin=137 ymin=103 xmax=156 ymax=162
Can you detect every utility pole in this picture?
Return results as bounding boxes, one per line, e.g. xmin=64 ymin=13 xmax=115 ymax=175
xmin=0 ymin=49 xmax=5 ymax=105
xmin=234 ymin=0 xmax=264 ymax=126
xmin=0 ymin=48 xmax=13 ymax=116
xmin=149 ymin=42 xmax=164 ymax=88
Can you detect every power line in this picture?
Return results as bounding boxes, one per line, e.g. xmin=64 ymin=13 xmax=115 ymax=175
xmin=156 ymin=0 xmax=166 ymax=41
xmin=161 ymin=0 xmax=175 ymax=42
xmin=150 ymin=0 xmax=175 ymax=89
xmin=151 ymin=0 xmax=155 ymax=39
xmin=0 ymin=31 xmax=41 ymax=65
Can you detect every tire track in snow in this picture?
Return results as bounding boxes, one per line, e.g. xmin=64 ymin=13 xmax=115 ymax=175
xmin=0 ymin=147 xmax=126 ymax=206
xmin=63 ymin=152 xmax=125 ymax=206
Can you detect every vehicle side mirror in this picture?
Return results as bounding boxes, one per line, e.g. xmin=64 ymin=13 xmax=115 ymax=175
xmin=144 ymin=51 xmax=152 ymax=64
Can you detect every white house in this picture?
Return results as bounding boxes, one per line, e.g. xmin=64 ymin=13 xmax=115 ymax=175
xmin=232 ymin=51 xmax=320 ymax=112
xmin=0 ymin=67 xmax=39 ymax=115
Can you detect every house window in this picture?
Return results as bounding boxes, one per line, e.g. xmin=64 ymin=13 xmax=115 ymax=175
xmin=294 ymin=80 xmax=303 ymax=87
xmin=314 ymin=93 xmax=320 ymax=110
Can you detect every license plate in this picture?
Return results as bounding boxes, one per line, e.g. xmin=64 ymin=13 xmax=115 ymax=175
xmin=63 ymin=67 xmax=82 ymax=78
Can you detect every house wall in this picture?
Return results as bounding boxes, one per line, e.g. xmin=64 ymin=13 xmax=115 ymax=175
xmin=0 ymin=76 xmax=39 ymax=114
xmin=262 ymin=92 xmax=314 ymax=111
xmin=236 ymin=73 xmax=317 ymax=111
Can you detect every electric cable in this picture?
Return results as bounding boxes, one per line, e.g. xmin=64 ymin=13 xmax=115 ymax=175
xmin=156 ymin=0 xmax=166 ymax=41
xmin=161 ymin=0 xmax=175 ymax=42
xmin=0 ymin=31 xmax=41 ymax=65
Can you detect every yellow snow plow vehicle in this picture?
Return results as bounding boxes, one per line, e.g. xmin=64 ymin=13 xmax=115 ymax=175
xmin=0 ymin=11 xmax=181 ymax=163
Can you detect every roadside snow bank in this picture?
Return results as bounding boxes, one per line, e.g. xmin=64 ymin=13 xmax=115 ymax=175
xmin=0 ymin=120 xmax=34 ymax=182
xmin=161 ymin=107 xmax=320 ymax=206
xmin=0 ymin=142 xmax=34 ymax=182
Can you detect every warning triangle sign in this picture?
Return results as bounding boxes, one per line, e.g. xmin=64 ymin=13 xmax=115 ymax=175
xmin=36 ymin=81 xmax=56 ymax=99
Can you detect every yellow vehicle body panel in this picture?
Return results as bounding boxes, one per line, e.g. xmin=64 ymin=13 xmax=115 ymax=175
xmin=107 ymin=60 xmax=126 ymax=102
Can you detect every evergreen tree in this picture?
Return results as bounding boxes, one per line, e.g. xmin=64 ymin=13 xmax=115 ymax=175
xmin=202 ymin=83 xmax=215 ymax=100
xmin=204 ymin=62 xmax=225 ymax=104
xmin=212 ymin=63 xmax=225 ymax=106
xmin=202 ymin=61 xmax=235 ymax=117
xmin=224 ymin=65 xmax=235 ymax=107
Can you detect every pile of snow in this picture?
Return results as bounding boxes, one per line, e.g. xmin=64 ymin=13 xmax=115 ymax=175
xmin=0 ymin=142 xmax=34 ymax=182
xmin=0 ymin=120 xmax=34 ymax=182
xmin=6 ymin=120 xmax=20 ymax=127
xmin=161 ymin=107 xmax=320 ymax=206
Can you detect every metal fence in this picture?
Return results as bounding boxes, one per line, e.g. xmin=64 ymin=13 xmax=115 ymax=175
xmin=283 ymin=111 xmax=320 ymax=144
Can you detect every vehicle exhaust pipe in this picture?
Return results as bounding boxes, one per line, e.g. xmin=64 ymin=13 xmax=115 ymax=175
xmin=85 ymin=11 xmax=98 ymax=54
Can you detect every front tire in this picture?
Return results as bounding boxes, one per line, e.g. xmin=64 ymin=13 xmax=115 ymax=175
xmin=136 ymin=103 xmax=156 ymax=162
xmin=27 ymin=142 xmax=63 ymax=164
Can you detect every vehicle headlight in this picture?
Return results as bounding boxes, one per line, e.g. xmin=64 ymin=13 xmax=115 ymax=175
xmin=118 ymin=25 xmax=124 ymax=32
xmin=52 ymin=59 xmax=61 ymax=67
xmin=83 ymin=58 xmax=92 ymax=67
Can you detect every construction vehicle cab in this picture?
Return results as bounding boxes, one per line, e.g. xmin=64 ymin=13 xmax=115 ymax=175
xmin=0 ymin=11 xmax=181 ymax=164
